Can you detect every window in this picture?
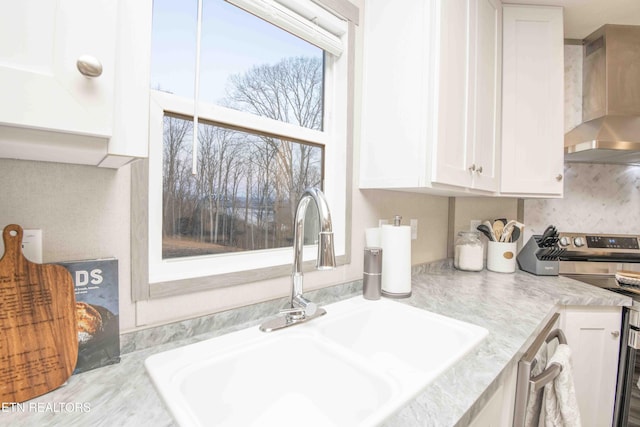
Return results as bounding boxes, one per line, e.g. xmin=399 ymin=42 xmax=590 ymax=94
xmin=137 ymin=0 xmax=356 ymax=294
xmin=159 ymin=115 xmax=323 ymax=259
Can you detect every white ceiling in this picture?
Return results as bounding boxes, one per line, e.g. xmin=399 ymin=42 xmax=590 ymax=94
xmin=501 ymin=0 xmax=640 ymax=39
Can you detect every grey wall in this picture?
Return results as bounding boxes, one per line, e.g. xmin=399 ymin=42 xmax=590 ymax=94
xmin=0 ymin=158 xmax=135 ymax=328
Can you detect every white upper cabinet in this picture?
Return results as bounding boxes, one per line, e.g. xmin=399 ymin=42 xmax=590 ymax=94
xmin=434 ymin=0 xmax=501 ymax=193
xmin=500 ymin=5 xmax=564 ymax=196
xmin=0 ymin=0 xmax=115 ymax=137
xmin=473 ymin=0 xmax=502 ymax=192
xmin=359 ymin=0 xmax=433 ymax=190
xmin=360 ymin=0 xmax=501 ymax=195
xmin=0 ymin=0 xmax=151 ymax=168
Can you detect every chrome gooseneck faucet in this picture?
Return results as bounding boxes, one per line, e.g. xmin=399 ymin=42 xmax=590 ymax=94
xmin=260 ymin=188 xmax=336 ymax=332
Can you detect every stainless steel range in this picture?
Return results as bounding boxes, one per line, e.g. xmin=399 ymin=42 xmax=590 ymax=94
xmin=556 ymin=232 xmax=640 ymax=427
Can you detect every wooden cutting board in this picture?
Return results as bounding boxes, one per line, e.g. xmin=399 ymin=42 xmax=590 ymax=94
xmin=0 ymin=224 xmax=77 ymax=403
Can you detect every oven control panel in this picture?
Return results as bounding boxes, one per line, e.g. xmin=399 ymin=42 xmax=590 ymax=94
xmin=558 ymin=232 xmax=640 ymax=251
xmin=585 ymin=235 xmax=640 ymax=250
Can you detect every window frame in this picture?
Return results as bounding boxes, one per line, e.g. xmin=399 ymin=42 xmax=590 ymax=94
xmin=131 ymin=0 xmax=357 ymax=300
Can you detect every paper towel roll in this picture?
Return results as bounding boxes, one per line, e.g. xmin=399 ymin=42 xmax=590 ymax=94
xmin=380 ymin=224 xmax=411 ymax=297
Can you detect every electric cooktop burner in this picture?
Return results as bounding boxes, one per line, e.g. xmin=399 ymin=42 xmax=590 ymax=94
xmin=564 ymin=274 xmax=640 ymax=301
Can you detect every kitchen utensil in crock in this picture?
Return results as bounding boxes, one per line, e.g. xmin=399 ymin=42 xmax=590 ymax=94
xmin=501 ymin=220 xmax=524 ymax=243
xmin=492 ymin=221 xmax=505 ymax=242
xmin=510 ymin=226 xmax=521 ymax=243
xmin=477 ymin=224 xmax=495 ymax=241
xmin=0 ymin=224 xmax=78 ymax=403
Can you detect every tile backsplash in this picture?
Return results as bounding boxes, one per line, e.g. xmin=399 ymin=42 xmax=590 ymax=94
xmin=524 ymin=163 xmax=640 ymax=239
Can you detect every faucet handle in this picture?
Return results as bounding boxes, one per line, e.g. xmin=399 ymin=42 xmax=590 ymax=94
xmin=292 ymin=295 xmax=318 ymax=316
xmin=278 ymin=306 xmax=307 ymax=321
xmin=279 ymin=306 xmax=305 ymax=315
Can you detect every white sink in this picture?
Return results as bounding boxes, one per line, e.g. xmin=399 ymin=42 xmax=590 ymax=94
xmin=145 ymin=296 xmax=488 ymax=427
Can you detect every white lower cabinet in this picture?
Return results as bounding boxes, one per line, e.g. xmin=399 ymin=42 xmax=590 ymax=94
xmin=468 ymin=361 xmax=517 ymax=427
xmin=561 ymin=305 xmax=622 ymax=427
xmin=468 ymin=384 xmax=505 ymax=427
xmin=471 ymin=304 xmax=621 ymax=427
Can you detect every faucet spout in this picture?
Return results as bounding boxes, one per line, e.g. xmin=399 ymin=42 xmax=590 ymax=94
xmin=292 ymin=188 xmax=336 ymax=275
xmin=291 ymin=188 xmax=336 ymax=306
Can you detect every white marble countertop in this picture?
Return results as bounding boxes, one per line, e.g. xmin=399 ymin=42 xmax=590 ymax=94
xmin=2 ymin=264 xmax=630 ymax=427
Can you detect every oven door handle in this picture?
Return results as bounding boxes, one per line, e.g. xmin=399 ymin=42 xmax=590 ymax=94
xmin=546 ymin=328 xmax=567 ymax=346
xmin=528 ymin=328 xmax=569 ymax=392
xmin=629 ymin=329 xmax=640 ymax=350
xmin=530 ymin=362 xmax=563 ymax=392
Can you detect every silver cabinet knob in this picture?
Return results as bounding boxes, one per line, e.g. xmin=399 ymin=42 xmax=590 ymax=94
xmin=468 ymin=164 xmax=483 ymax=174
xmin=612 ymin=331 xmax=620 ymax=338
xmin=556 ymin=174 xmax=563 ymax=182
xmin=76 ymin=55 xmax=103 ymax=78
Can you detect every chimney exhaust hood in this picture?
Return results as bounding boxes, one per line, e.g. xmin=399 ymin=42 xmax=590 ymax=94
xmin=564 ymin=25 xmax=640 ymax=165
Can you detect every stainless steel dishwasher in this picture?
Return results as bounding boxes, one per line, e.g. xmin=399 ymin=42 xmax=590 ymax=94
xmin=513 ymin=312 xmax=568 ymax=426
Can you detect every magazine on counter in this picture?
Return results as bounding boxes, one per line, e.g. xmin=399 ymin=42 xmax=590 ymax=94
xmin=58 ymin=258 xmax=120 ymax=374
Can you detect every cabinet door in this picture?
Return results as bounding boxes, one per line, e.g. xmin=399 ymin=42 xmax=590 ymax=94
xmin=501 ymin=6 xmax=564 ymax=196
xmin=433 ymin=0 xmax=501 ymax=192
xmin=562 ymin=305 xmax=622 ymax=427
xmin=359 ymin=0 xmax=502 ymax=195
xmin=468 ymin=360 xmax=518 ymax=426
xmin=0 ymin=0 xmax=115 ymax=137
xmin=359 ymin=0 xmax=433 ymax=189
xmin=468 ymin=384 xmax=505 ymax=427
xmin=432 ymin=0 xmax=473 ymax=189
xmin=469 ymin=0 xmax=501 ymax=192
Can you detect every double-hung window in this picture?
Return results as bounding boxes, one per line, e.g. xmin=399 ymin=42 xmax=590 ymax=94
xmin=136 ymin=0 xmax=356 ymax=298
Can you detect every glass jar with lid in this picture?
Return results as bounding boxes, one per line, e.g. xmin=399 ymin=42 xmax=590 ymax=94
xmin=454 ymin=231 xmax=484 ymax=271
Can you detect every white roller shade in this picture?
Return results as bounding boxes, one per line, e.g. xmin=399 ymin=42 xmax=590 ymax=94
xmin=226 ymin=0 xmax=346 ymax=56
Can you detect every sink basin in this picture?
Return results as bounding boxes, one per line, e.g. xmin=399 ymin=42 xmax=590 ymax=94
xmin=317 ymin=297 xmax=489 ymax=395
xmin=156 ymin=332 xmax=394 ymax=426
xmin=145 ymin=296 xmax=488 ymax=426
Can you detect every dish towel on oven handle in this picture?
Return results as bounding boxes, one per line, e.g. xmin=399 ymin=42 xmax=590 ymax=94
xmin=543 ymin=344 xmax=582 ymax=427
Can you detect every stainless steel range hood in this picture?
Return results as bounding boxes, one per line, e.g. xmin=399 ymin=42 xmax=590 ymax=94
xmin=565 ymin=25 xmax=640 ymax=165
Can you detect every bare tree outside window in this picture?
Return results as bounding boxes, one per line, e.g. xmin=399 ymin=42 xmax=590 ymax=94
xmin=226 ymin=56 xmax=324 ymax=131
xmin=161 ymin=56 xmax=324 ymax=259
